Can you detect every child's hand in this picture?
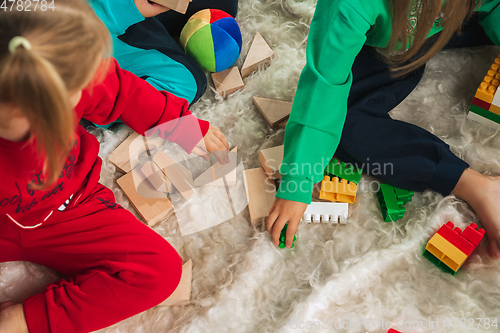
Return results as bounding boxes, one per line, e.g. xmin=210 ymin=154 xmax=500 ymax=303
xmin=134 ymin=0 xmax=170 ymax=17
xmin=192 ymin=125 xmax=230 ymax=165
xmin=267 ymin=198 xmax=308 ymax=248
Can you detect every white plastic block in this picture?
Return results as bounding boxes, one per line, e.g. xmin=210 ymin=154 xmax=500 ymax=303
xmin=468 ymin=110 xmax=500 ymax=130
xmin=301 ymin=202 xmax=349 ymax=224
xmin=492 ymin=87 xmax=500 ymax=108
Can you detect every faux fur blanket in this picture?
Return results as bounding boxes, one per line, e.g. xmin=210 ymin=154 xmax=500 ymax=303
xmin=1 ymin=1 xmax=500 ymax=332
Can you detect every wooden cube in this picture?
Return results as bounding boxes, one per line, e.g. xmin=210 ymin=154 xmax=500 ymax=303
xmin=243 ymin=168 xmax=277 ymax=226
xmin=212 ymin=67 xmax=244 ymax=98
xmin=116 ymin=168 xmax=174 ymax=227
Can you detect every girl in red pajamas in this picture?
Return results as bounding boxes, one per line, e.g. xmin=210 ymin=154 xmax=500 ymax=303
xmin=0 ymin=1 xmax=229 ymax=332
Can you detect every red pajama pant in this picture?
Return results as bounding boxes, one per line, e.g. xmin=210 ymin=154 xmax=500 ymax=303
xmin=0 ymin=183 xmax=182 ymax=333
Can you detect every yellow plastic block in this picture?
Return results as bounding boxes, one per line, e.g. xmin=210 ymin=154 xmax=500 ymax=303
xmin=489 ymin=104 xmax=500 ymax=116
xmin=474 ymin=55 xmax=500 ymax=104
xmin=425 ymin=233 xmax=467 ymax=272
xmin=319 ymin=176 xmax=357 ymax=204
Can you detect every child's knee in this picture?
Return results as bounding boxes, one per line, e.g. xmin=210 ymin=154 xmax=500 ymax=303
xmin=140 ymin=241 xmax=184 ymax=305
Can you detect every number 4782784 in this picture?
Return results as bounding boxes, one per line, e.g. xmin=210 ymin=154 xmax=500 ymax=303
xmin=1 ymin=0 xmax=55 ymax=11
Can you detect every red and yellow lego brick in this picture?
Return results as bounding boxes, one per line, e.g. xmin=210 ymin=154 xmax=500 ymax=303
xmin=473 ymin=54 xmax=500 ymax=105
xmin=423 ymin=222 xmax=485 ymax=274
xmin=319 ymin=175 xmax=357 ymax=204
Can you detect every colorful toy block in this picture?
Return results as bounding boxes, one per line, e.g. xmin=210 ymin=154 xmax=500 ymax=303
xmin=241 ymin=32 xmax=274 ymax=77
xmin=472 ymin=96 xmax=491 ymax=110
xmin=301 ymin=202 xmax=349 ymax=224
xmin=212 ymin=67 xmax=244 ymax=98
xmin=252 ymin=97 xmax=291 ymax=128
xmin=278 ymin=223 xmax=297 ymax=249
xmin=387 ymin=329 xmax=402 ymax=333
xmin=423 ymin=222 xmax=485 ymax=275
xmin=376 ymin=184 xmax=414 ymax=222
xmin=258 ymin=145 xmax=283 ymax=180
xmin=468 ymin=54 xmax=500 ymax=129
xmin=468 ymin=106 xmax=500 ymax=130
xmin=324 ymin=158 xmax=363 ymax=185
xmin=319 ymin=175 xmax=357 ymax=204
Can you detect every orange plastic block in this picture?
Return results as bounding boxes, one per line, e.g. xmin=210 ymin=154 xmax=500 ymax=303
xmin=319 ymin=175 xmax=357 ymax=204
xmin=474 ymin=54 xmax=500 ymax=104
xmin=426 ymin=233 xmax=467 ymax=272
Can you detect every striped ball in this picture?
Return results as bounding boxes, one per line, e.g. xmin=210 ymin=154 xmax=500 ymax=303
xmin=180 ymin=9 xmax=242 ymax=73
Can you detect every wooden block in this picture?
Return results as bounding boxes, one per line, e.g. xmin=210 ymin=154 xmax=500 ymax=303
xmin=211 ymin=67 xmax=244 ymax=98
xmin=278 ymin=120 xmax=288 ymax=129
xmin=241 ymin=32 xmax=274 ymax=77
xmin=141 ymin=161 xmax=173 ymax=193
xmin=252 ymin=97 xmax=292 ymax=128
xmin=243 ymin=168 xmax=277 ymax=226
xmin=158 ymin=259 xmax=192 ymax=306
xmin=258 ymin=145 xmax=283 ymax=180
xmin=116 ymin=169 xmax=174 ymax=227
xmin=153 ymin=151 xmax=195 ymax=200
xmin=109 ymin=132 xmax=164 ymax=174
xmin=150 ymin=0 xmax=191 ymax=14
xmin=194 ymin=147 xmax=238 ymax=187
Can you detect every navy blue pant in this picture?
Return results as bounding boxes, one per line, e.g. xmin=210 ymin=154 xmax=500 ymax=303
xmin=335 ymin=16 xmax=494 ymax=196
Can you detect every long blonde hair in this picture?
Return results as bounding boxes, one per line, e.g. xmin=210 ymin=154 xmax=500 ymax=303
xmin=386 ymin=0 xmax=480 ymax=75
xmin=0 ymin=0 xmax=111 ymax=190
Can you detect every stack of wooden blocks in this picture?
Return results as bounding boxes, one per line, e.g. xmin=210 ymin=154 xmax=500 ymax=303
xmin=109 ymin=130 xmax=238 ymax=306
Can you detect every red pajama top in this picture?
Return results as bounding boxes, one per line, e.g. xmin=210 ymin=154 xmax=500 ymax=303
xmin=0 ymin=58 xmax=209 ymax=229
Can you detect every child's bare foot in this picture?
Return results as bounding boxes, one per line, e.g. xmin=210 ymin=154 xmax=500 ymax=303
xmin=452 ymin=168 xmax=500 ymax=259
xmin=0 ymin=302 xmax=29 ymax=333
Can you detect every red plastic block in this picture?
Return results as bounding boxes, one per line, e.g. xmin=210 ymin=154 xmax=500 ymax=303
xmin=436 ymin=221 xmax=460 ymax=243
xmin=453 ymin=235 xmax=475 ymax=256
xmin=461 ymin=223 xmax=486 ymax=246
xmin=388 ymin=329 xmax=402 ymax=333
xmin=473 ymin=97 xmax=491 ymax=110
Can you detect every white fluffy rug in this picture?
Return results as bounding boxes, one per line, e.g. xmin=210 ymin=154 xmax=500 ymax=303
xmin=2 ymin=0 xmax=500 ymax=332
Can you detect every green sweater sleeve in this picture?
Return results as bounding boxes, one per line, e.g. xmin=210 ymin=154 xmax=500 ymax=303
xmin=277 ymin=0 xmax=372 ymax=204
xmin=477 ymin=0 xmax=500 ymax=46
xmin=90 ymin=0 xmax=145 ymax=36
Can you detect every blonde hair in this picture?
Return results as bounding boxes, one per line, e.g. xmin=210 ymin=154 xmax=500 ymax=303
xmin=386 ymin=0 xmax=480 ymax=75
xmin=0 ymin=0 xmax=111 ymax=190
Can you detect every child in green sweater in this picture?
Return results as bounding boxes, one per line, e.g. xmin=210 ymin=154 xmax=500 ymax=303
xmin=267 ymin=0 xmax=500 ymax=259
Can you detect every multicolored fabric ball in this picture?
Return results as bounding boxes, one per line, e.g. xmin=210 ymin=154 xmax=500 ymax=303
xmin=180 ymin=9 xmax=242 ymax=73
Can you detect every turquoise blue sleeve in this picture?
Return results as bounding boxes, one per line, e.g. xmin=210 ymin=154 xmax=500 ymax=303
xmin=477 ymin=0 xmax=500 ymax=46
xmin=90 ymin=0 xmax=145 ymax=36
xmin=276 ymin=0 xmax=372 ymax=204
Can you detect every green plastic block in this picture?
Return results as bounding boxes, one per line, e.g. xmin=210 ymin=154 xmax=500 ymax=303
xmin=377 ymin=183 xmax=414 ymax=222
xmin=423 ymin=248 xmax=458 ymax=276
xmin=470 ymin=104 xmax=500 ymax=125
xmin=324 ymin=158 xmax=363 ymax=185
xmin=278 ymin=223 xmax=297 ymax=249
